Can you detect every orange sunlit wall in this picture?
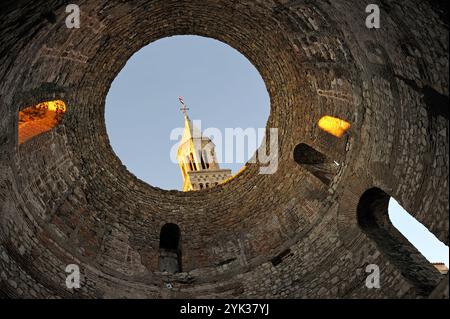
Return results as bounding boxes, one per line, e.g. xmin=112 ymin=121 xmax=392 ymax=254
xmin=318 ymin=116 xmax=351 ymax=138
xmin=18 ymin=100 xmax=66 ymax=145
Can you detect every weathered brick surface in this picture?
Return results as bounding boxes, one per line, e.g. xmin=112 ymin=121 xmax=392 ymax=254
xmin=0 ymin=0 xmax=448 ymax=298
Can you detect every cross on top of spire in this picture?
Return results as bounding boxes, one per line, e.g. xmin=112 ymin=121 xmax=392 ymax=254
xmin=179 ymin=96 xmax=190 ymax=116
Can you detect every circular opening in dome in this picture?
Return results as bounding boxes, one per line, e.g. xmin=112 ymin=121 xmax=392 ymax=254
xmin=105 ymin=35 xmax=270 ymax=191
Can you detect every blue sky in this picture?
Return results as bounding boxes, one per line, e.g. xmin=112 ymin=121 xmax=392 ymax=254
xmin=105 ymin=35 xmax=448 ymax=268
xmin=389 ymin=199 xmax=448 ymax=267
xmin=105 ymin=35 xmax=270 ymax=191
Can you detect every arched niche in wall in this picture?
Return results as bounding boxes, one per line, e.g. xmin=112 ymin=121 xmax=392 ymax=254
xmin=357 ymin=188 xmax=444 ymax=296
xmin=293 ymin=143 xmax=339 ymax=186
xmin=158 ymin=223 xmax=182 ymax=274
xmin=18 ymin=100 xmax=67 ymax=145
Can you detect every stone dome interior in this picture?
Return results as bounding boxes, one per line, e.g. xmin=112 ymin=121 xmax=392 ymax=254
xmin=0 ymin=0 xmax=448 ymax=299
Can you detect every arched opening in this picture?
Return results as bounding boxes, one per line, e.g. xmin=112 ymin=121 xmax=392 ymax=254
xmin=105 ymin=35 xmax=270 ymax=191
xmin=159 ymin=223 xmax=182 ymax=273
xmin=200 ymin=151 xmax=207 ymax=170
xmin=203 ymin=150 xmax=210 ymax=169
xmin=18 ymin=100 xmax=66 ymax=145
xmin=293 ymin=143 xmax=339 ymax=185
xmin=357 ymin=188 xmax=445 ymax=296
xmin=389 ymin=198 xmax=449 ymax=272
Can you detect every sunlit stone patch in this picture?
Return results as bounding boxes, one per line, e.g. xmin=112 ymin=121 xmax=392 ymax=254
xmin=18 ymin=100 xmax=66 ymax=144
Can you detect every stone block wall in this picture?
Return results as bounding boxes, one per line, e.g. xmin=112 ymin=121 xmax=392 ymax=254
xmin=0 ymin=0 xmax=448 ymax=298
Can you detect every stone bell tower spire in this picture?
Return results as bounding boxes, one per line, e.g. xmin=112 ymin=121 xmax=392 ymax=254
xmin=176 ymin=97 xmax=232 ymax=192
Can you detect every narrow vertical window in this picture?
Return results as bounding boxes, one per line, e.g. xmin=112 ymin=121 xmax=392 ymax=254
xmin=200 ymin=151 xmax=206 ymax=170
xmin=190 ymin=153 xmax=197 ymax=171
xmin=159 ymin=224 xmax=182 ymax=273
xmin=186 ymin=156 xmax=193 ymax=171
xmin=203 ymin=150 xmax=210 ymax=169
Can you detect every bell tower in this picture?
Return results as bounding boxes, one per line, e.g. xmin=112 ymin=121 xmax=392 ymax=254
xmin=176 ymin=97 xmax=232 ymax=192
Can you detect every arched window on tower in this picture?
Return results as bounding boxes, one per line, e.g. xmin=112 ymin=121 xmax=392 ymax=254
xmin=203 ymin=150 xmax=210 ymax=169
xmin=159 ymin=223 xmax=182 ymax=273
xmin=186 ymin=155 xmax=193 ymax=171
xmin=200 ymin=150 xmax=207 ymax=170
xmin=18 ymin=100 xmax=67 ymax=145
xmin=190 ymin=153 xmax=197 ymax=171
xmin=357 ymin=188 xmax=447 ymax=296
xmin=293 ymin=143 xmax=339 ymax=185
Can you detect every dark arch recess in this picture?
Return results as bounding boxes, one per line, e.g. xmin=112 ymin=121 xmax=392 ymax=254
xmin=159 ymin=223 xmax=181 ymax=251
xmin=293 ymin=143 xmax=338 ymax=185
xmin=159 ymin=223 xmax=182 ymax=273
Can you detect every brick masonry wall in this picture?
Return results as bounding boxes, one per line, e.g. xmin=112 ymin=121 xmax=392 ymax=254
xmin=0 ymin=0 xmax=448 ymax=298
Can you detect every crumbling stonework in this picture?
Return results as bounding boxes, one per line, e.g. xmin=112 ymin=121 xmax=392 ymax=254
xmin=0 ymin=0 xmax=448 ymax=299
